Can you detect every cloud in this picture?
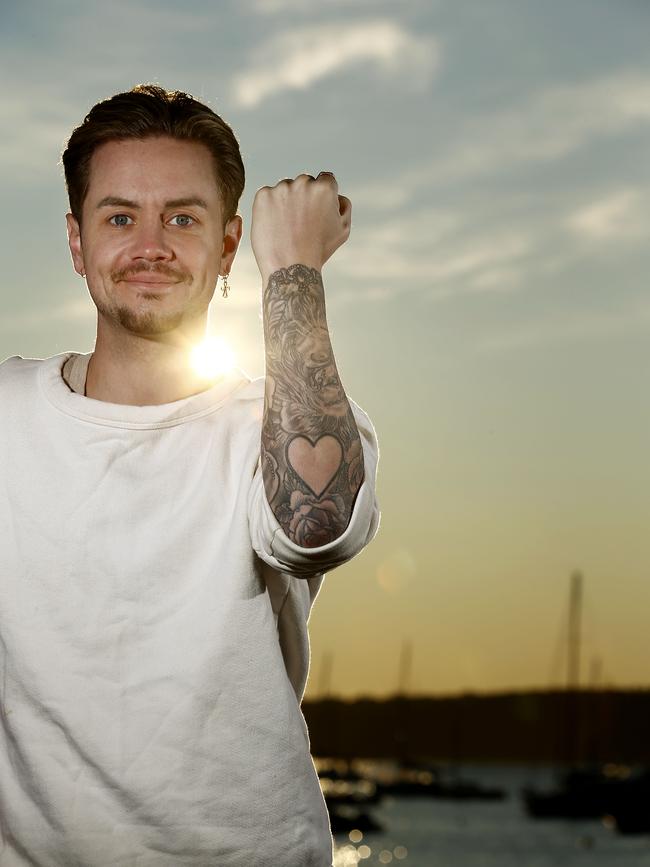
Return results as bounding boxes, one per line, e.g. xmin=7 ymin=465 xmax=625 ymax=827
xmin=0 ymin=2 xmax=231 ymax=179
xmin=432 ymin=68 xmax=650 ymax=180
xmin=0 ymin=297 xmax=95 ymax=334
xmin=337 ymin=66 xmax=650 ymax=307
xmin=232 ymin=19 xmax=440 ymax=108
xmin=0 ymin=91 xmax=74 ymax=180
xmin=351 ymin=68 xmax=650 ymax=206
xmin=325 ymin=205 xmax=535 ymax=304
xmin=566 ymin=189 xmax=650 ymax=242
xmin=347 ymin=179 xmax=416 ymax=211
xmin=252 ymin=0 xmax=405 ymax=12
xmin=326 ymin=178 xmax=650 ymax=308
xmin=475 ymin=298 xmax=650 ymax=354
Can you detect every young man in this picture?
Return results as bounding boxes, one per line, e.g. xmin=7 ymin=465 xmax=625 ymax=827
xmin=0 ymin=85 xmax=380 ymax=865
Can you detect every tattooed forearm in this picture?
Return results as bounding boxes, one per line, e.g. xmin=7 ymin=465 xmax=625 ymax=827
xmin=261 ymin=264 xmax=365 ymax=548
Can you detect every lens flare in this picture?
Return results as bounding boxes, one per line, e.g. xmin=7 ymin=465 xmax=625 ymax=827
xmin=190 ymin=336 xmax=235 ymax=379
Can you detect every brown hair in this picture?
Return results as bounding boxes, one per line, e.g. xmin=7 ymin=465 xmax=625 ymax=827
xmin=61 ymin=83 xmax=245 ymax=231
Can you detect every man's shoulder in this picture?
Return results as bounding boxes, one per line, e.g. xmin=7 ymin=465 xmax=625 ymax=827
xmin=231 ymin=373 xmax=265 ymax=402
xmin=0 ymin=354 xmax=45 ymax=381
xmin=0 ymin=353 xmax=69 ymax=400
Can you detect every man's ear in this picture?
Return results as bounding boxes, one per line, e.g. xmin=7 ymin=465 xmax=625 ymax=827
xmin=220 ymin=214 xmax=243 ymax=275
xmin=66 ymin=213 xmax=86 ymax=277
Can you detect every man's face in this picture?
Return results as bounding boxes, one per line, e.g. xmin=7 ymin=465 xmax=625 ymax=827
xmin=66 ymin=135 xmax=242 ymax=338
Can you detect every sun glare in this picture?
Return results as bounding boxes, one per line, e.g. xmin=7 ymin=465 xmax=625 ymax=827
xmin=190 ymin=336 xmax=236 ymax=380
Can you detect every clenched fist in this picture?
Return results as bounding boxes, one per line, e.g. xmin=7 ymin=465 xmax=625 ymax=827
xmin=250 ymin=172 xmax=352 ymax=286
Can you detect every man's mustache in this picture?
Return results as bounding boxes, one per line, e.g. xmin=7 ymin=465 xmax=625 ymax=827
xmin=112 ymin=264 xmax=190 ymax=282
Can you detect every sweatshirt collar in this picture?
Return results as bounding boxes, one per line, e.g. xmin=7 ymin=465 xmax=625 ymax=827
xmin=40 ymin=352 xmax=251 ymax=429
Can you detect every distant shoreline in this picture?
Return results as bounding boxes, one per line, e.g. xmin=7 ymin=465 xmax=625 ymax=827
xmin=303 ymin=689 xmax=650 ymax=764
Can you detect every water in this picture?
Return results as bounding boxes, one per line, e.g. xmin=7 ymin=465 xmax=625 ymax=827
xmin=331 ymin=764 xmax=650 ymax=866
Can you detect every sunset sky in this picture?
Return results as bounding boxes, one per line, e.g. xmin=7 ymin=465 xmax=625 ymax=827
xmin=2 ymin=0 xmax=650 ymax=699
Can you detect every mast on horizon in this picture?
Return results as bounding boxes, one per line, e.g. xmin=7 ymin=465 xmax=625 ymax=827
xmin=397 ymin=639 xmax=413 ymax=696
xmin=318 ymin=651 xmax=333 ymax=698
xmin=567 ymin=570 xmax=582 ymax=690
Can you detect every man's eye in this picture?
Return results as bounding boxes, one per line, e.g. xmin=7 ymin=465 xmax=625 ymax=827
xmin=109 ymin=214 xmax=133 ymax=227
xmin=170 ymin=214 xmax=195 ymax=227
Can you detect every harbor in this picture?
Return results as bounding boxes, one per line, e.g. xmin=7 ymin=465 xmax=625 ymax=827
xmin=324 ymin=762 xmax=650 ymax=866
xmin=306 ymin=572 xmax=650 ymax=863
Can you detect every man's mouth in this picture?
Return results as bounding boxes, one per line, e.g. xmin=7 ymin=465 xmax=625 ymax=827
xmin=123 ymin=276 xmax=180 ymax=284
xmin=120 ymin=276 xmax=184 ymax=293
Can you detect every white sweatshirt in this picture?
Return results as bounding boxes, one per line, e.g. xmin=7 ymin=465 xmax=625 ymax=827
xmin=0 ymin=352 xmax=381 ymax=867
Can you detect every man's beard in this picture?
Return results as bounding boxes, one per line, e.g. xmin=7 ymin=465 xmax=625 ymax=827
xmin=102 ymin=265 xmax=198 ymax=336
xmin=114 ymin=302 xmax=186 ymax=336
xmin=92 ymin=274 xmax=210 ymax=337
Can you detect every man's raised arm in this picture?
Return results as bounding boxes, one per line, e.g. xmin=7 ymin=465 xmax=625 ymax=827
xmin=250 ymin=173 xmax=363 ymax=549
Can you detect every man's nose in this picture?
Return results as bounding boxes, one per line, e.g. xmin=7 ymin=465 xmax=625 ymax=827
xmin=128 ymin=219 xmax=173 ymax=260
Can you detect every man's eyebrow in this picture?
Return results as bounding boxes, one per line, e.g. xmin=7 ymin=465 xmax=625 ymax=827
xmin=165 ymin=196 xmax=209 ymax=210
xmin=96 ymin=196 xmax=139 ymax=210
xmin=95 ymin=196 xmax=209 ymax=210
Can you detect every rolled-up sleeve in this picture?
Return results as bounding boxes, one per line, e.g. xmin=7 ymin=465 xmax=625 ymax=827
xmin=248 ymin=397 xmax=381 ymax=578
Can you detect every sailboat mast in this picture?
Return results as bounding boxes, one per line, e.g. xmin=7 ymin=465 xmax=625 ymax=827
xmin=397 ymin=639 xmax=412 ymax=696
xmin=318 ymin=651 xmax=333 ymax=698
xmin=567 ymin=570 xmax=582 ymax=689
